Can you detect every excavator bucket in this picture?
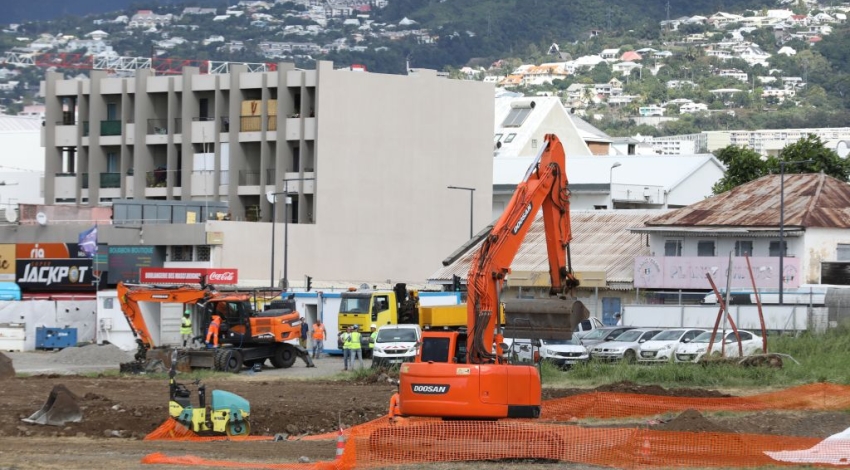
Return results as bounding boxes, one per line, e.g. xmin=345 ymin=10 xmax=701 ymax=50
xmin=502 ymin=299 xmax=590 ymax=340
xmin=22 ymin=385 xmax=82 ymax=426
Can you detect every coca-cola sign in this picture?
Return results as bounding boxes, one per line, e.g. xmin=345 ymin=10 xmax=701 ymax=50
xmin=139 ymin=268 xmax=239 ymax=285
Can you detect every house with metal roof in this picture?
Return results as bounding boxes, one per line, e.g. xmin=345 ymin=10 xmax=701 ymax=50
xmin=493 ymin=153 xmax=724 ymax=219
xmin=629 ymin=173 xmax=850 ymax=298
xmin=431 ymin=210 xmax=660 ymax=322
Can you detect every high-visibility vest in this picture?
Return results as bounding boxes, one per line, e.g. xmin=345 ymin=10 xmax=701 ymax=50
xmin=369 ymin=331 xmax=377 ymax=348
xmin=345 ymin=331 xmax=361 ymax=349
xmin=312 ymin=325 xmax=325 ymax=340
xmin=209 ymin=316 xmax=221 ymax=328
xmin=180 ymin=317 xmax=192 ymax=335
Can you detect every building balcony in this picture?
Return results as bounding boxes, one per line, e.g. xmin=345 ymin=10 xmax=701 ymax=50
xmin=146 ymin=119 xmax=169 ymax=144
xmin=220 ymin=116 xmax=231 ymax=133
xmin=54 ymin=123 xmax=78 ymax=146
xmin=81 ymin=173 xmax=89 ymax=189
xmin=146 ymin=169 xmax=168 ymax=188
xmin=240 ymin=115 xmax=261 ymax=132
xmin=633 ymin=255 xmax=801 ymax=290
xmin=265 ymin=168 xmax=276 ymax=186
xmin=101 ymin=120 xmax=121 ymax=136
xmin=192 ymin=117 xmax=216 ymax=143
xmin=100 ymin=172 xmax=121 ymax=188
xmin=238 ymin=170 xmax=261 ymax=186
xmin=54 ymin=173 xmax=77 ymax=200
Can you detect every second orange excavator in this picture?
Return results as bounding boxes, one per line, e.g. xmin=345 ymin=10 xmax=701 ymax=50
xmin=118 ymin=277 xmax=314 ymax=373
xmin=397 ymin=134 xmax=588 ymax=419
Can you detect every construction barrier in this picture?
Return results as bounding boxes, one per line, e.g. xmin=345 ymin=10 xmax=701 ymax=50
xmin=143 ymin=382 xmax=850 ymax=469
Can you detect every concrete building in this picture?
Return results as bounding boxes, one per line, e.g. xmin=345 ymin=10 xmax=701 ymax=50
xmin=31 ymin=61 xmax=494 ymax=286
xmin=704 ymin=128 xmax=850 ymax=156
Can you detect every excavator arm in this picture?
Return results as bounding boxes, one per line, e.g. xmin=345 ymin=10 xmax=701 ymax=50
xmin=117 ymin=282 xmax=215 ymax=355
xmin=467 ymin=133 xmax=578 ymax=364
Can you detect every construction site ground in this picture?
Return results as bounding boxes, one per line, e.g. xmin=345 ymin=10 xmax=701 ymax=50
xmin=3 ymin=352 xmax=850 ymax=469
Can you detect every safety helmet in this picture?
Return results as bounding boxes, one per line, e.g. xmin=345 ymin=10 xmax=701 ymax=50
xmin=184 ymin=309 xmax=191 ymax=316
xmin=371 ymin=324 xmax=377 ymax=329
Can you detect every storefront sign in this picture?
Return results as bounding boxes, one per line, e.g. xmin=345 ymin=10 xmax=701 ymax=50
xmin=634 ymin=256 xmax=801 ymax=289
xmin=139 ymin=267 xmax=238 ymax=285
xmin=15 ymin=243 xmax=94 ymax=291
xmin=108 ymin=246 xmax=164 ymax=285
xmin=0 ymin=244 xmax=14 ymax=282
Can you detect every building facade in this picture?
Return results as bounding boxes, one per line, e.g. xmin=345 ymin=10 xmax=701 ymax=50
xmin=32 ymin=61 xmax=495 ymax=285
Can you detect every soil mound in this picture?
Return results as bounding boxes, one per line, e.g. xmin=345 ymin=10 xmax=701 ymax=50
xmin=50 ymin=344 xmax=135 ymax=365
xmin=594 ymin=381 xmax=732 ymax=398
xmin=656 ymin=409 xmax=733 ymax=433
xmin=0 ymin=351 xmax=15 ymax=379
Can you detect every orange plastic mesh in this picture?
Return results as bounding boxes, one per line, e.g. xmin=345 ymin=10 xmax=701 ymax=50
xmin=144 ymin=418 xmax=272 ymax=441
xmin=143 ymin=383 xmax=850 ymax=469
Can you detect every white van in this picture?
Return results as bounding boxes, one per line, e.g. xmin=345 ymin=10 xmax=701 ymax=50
xmin=371 ymin=324 xmax=422 ymax=368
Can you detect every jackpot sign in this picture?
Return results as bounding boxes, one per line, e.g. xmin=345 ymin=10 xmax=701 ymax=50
xmin=15 ymin=243 xmax=95 ymax=291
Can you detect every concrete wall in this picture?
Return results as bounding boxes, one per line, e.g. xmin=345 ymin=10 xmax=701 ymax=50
xmin=802 ymin=227 xmax=850 ymax=284
xmin=0 ymin=300 xmax=97 ymax=351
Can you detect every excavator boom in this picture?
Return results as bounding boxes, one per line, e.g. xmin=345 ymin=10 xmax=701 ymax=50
xmin=398 ymin=134 xmax=586 ymax=419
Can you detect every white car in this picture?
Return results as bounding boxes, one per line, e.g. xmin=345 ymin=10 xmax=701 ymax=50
xmin=638 ymin=328 xmax=706 ymax=364
xmin=371 ymin=324 xmax=421 ymax=368
xmin=590 ymin=328 xmax=663 ymax=362
xmin=674 ymin=329 xmax=765 ymax=363
xmin=539 ymin=338 xmax=589 ymax=369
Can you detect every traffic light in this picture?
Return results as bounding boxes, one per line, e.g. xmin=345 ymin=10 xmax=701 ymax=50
xmin=451 ymin=274 xmax=461 ymax=292
xmin=306 ymin=275 xmax=313 ymax=292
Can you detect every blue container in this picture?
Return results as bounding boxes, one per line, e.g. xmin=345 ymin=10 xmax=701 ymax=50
xmin=36 ymin=327 xmax=78 ymax=349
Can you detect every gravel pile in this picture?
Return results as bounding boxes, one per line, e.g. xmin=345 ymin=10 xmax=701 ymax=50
xmin=50 ymin=344 xmax=135 ymax=365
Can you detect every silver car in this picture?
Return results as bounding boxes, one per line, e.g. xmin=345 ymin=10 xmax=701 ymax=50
xmin=638 ymin=328 xmax=705 ymax=364
xmin=590 ymin=328 xmax=663 ymax=363
xmin=579 ymin=326 xmax=637 ymax=348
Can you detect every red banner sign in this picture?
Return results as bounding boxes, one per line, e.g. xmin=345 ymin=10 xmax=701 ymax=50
xmin=139 ymin=268 xmax=239 ymax=285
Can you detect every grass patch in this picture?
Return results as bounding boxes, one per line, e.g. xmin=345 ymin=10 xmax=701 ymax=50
xmin=539 ymin=327 xmax=850 ymax=389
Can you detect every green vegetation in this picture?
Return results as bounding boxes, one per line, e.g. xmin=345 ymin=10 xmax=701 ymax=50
xmin=712 ymin=135 xmax=850 ymax=194
xmin=541 ymin=326 xmax=850 ymax=389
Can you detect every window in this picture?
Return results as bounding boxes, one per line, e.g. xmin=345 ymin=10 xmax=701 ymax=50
xmin=502 ymin=107 xmax=533 ymax=127
xmin=196 ymin=245 xmax=211 ymax=261
xmin=697 ymin=240 xmax=715 ymax=257
xmin=664 ymin=240 xmax=682 ymax=257
xmin=769 ymin=241 xmax=787 ymax=257
xmin=106 ymin=152 xmax=119 ymax=173
xmin=103 ymin=297 xmax=113 ymax=309
xmin=838 ymin=243 xmax=850 ymax=261
xmin=735 ymin=240 xmax=753 ymax=257
xmin=494 ymin=133 xmax=503 ymax=142
xmin=172 ymin=245 xmax=193 ymax=261
xmin=504 ymin=133 xmax=517 ymax=143
xmin=531 ymin=139 xmax=538 ymax=149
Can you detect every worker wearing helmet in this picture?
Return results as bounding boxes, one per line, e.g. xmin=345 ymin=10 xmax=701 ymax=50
xmin=206 ymin=314 xmax=222 ymax=348
xmin=369 ymin=324 xmax=378 ymax=353
xmin=180 ymin=308 xmax=193 ymax=348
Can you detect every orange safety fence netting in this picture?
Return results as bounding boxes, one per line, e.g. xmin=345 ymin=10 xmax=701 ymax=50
xmin=144 ymin=418 xmax=274 ymax=442
xmin=143 ymin=382 xmax=850 ymax=469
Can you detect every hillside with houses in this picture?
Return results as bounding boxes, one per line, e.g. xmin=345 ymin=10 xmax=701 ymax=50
xmin=2 ymin=0 xmax=850 ymax=136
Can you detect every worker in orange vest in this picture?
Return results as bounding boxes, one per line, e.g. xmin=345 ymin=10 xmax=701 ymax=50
xmin=311 ymin=320 xmax=326 ymax=359
xmin=206 ymin=314 xmax=222 ymax=348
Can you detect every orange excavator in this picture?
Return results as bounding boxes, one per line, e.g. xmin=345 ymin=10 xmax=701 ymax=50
xmin=397 ymin=134 xmax=587 ymax=419
xmin=117 ymin=278 xmax=314 ymax=373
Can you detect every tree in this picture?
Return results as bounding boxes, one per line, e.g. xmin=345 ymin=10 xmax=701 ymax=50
xmin=772 ymin=135 xmax=850 ymax=181
xmin=712 ymin=145 xmax=768 ymax=194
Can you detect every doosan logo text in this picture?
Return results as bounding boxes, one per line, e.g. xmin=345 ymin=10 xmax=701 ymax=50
xmin=512 ymin=203 xmax=533 ymax=235
xmin=411 ymin=384 xmax=450 ymax=394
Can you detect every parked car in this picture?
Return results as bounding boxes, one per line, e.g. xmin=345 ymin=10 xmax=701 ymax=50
xmin=371 ymin=324 xmax=421 ymax=368
xmin=503 ymin=337 xmax=537 ymax=364
xmin=572 ymin=317 xmax=605 ymax=340
xmin=578 ymin=326 xmax=637 ymax=348
xmin=674 ymin=329 xmax=764 ymax=363
xmin=539 ymin=337 xmax=590 ymax=369
xmin=638 ymin=328 xmax=706 ymax=364
xmin=590 ymin=328 xmax=663 ymax=362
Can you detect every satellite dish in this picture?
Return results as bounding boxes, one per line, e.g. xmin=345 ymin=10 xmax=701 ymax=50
xmin=36 ymin=212 xmax=48 ymax=226
xmin=265 ymin=190 xmax=275 ymax=204
xmin=4 ymin=209 xmax=17 ymax=223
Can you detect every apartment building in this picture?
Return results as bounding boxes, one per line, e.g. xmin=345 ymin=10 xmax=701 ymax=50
xmin=39 ymin=61 xmax=494 ymax=284
xmin=704 ymin=128 xmax=850 ymax=156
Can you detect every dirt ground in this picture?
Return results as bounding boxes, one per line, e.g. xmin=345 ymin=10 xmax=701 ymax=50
xmin=2 ymin=374 xmax=849 ymax=469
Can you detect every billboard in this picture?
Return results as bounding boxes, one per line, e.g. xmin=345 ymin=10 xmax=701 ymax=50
xmin=634 ymin=256 xmax=801 ymax=290
xmin=0 ymin=244 xmax=14 ymax=282
xmin=139 ymin=267 xmax=238 ymax=285
xmin=15 ymin=242 xmax=95 ymax=291
xmin=108 ymin=246 xmax=165 ymax=285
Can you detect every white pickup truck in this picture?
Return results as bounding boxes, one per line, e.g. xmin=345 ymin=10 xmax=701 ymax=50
xmin=370 ymin=324 xmax=422 ymax=369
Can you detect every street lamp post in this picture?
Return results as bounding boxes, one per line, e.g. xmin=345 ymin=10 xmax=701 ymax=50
xmin=447 ymin=186 xmax=475 ymax=239
xmin=266 ymin=189 xmax=287 ymax=289
xmin=609 ymin=162 xmax=622 ymax=209
xmin=281 ymin=177 xmax=315 ymax=291
xmin=778 ymin=160 xmax=812 ymax=305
